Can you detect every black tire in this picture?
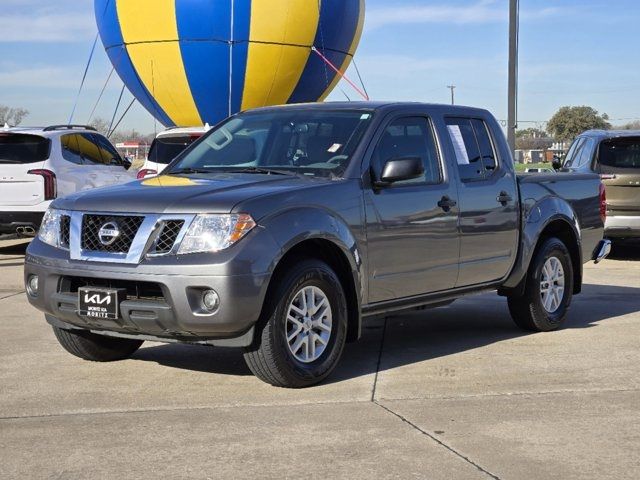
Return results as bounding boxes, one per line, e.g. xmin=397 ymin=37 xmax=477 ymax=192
xmin=52 ymin=326 xmax=143 ymax=362
xmin=507 ymin=237 xmax=574 ymax=332
xmin=243 ymin=258 xmax=348 ymax=388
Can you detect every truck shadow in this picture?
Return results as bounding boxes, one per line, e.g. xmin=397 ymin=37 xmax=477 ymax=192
xmin=0 ymin=239 xmax=30 ymax=256
xmin=132 ymin=283 xmax=640 ymax=382
xmin=608 ymin=241 xmax=640 ymax=261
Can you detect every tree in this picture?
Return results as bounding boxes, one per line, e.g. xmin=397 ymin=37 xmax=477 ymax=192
xmin=88 ymin=117 xmax=111 ymax=136
xmin=547 ymin=106 xmax=610 ymax=142
xmin=515 ymin=127 xmax=554 ymax=150
xmin=0 ymin=104 xmax=29 ymax=126
xmin=614 ymin=120 xmax=640 ymax=130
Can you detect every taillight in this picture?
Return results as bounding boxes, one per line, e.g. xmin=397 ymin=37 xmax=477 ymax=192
xmin=599 ymin=183 xmax=607 ymax=223
xmin=137 ymin=169 xmax=157 ymax=179
xmin=27 ymin=169 xmax=57 ymax=200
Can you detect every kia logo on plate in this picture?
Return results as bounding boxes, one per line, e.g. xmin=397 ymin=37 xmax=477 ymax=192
xmin=98 ymin=221 xmax=121 ymax=246
xmin=84 ymin=293 xmax=112 ymax=305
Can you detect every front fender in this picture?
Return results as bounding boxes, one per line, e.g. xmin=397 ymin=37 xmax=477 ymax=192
xmin=501 ymin=196 xmax=582 ymax=292
xmin=262 ymin=206 xmax=364 ymax=290
xmin=261 ymin=207 xmax=365 ymax=341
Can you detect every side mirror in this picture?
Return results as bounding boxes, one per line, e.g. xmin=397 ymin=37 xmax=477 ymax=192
xmin=375 ymin=157 xmax=424 ymax=187
xmin=121 ymin=157 xmax=132 ymax=170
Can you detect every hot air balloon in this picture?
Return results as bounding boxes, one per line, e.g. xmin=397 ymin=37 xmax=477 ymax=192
xmin=95 ymin=0 xmax=365 ymax=127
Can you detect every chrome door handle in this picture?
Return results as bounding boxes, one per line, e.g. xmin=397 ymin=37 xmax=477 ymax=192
xmin=497 ymin=191 xmax=513 ymax=205
xmin=438 ymin=196 xmax=457 ymax=212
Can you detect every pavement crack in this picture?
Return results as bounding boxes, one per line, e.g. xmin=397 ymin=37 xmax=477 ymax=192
xmin=0 ymin=291 xmax=24 ymax=301
xmin=370 ymin=316 xmax=388 ymax=402
xmin=374 ymin=400 xmax=502 ymax=480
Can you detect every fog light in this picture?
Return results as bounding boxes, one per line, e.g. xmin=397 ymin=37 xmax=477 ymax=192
xmin=202 ymin=290 xmax=219 ymax=312
xmin=27 ymin=275 xmax=39 ymax=297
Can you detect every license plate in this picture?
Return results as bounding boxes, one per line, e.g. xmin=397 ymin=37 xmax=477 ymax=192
xmin=78 ymin=287 xmax=126 ymax=320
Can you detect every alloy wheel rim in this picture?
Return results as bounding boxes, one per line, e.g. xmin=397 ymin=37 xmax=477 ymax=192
xmin=540 ymin=256 xmax=565 ymax=313
xmin=285 ymin=286 xmax=333 ymax=363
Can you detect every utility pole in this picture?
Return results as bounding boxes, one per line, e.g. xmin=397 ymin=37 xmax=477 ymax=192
xmin=507 ymin=0 xmax=519 ymax=156
xmin=447 ymin=85 xmax=456 ymax=105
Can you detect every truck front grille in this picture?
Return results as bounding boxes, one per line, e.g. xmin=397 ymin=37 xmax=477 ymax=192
xmin=81 ymin=214 xmax=144 ymax=253
xmin=153 ymin=220 xmax=185 ymax=254
xmin=60 ymin=215 xmax=70 ymax=249
xmin=60 ymin=276 xmax=165 ymax=301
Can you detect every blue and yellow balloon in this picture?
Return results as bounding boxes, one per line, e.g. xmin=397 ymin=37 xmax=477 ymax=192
xmin=95 ymin=0 xmax=365 ymax=127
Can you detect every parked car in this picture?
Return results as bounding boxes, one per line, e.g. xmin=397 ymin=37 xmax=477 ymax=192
xmin=0 ymin=125 xmax=135 ymax=238
xmin=562 ymin=130 xmax=640 ymax=240
xmin=137 ymin=126 xmax=209 ymax=179
xmin=24 ymin=103 xmax=610 ymax=387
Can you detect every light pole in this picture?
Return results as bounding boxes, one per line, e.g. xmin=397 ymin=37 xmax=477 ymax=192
xmin=507 ymin=0 xmax=519 ymax=156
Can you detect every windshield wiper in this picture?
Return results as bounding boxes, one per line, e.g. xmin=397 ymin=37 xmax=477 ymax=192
xmin=0 ymin=159 xmax=22 ymax=164
xmin=168 ymin=167 xmax=215 ymax=175
xmin=225 ymin=167 xmax=295 ymax=176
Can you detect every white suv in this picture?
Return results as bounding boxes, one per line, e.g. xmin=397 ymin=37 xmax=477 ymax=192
xmin=0 ymin=124 xmax=136 ymax=238
xmin=137 ymin=126 xmax=209 ymax=179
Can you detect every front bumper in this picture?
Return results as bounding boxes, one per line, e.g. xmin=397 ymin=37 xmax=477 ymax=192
xmin=605 ymin=215 xmax=640 ymax=238
xmin=24 ymin=234 xmax=277 ymax=347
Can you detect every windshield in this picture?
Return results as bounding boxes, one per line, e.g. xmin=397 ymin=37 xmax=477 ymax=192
xmin=599 ymin=137 xmax=640 ymax=172
xmin=167 ymin=110 xmax=374 ymax=178
xmin=148 ymin=134 xmax=202 ymax=165
xmin=0 ymin=133 xmax=51 ymax=164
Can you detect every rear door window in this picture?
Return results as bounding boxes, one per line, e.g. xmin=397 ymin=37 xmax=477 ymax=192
xmin=77 ymin=133 xmax=106 ymax=165
xmin=563 ymin=138 xmax=584 ymax=168
xmin=471 ymin=119 xmax=498 ymax=172
xmin=92 ymin=134 xmax=123 ymax=166
xmin=445 ymin=118 xmax=484 ymax=181
xmin=60 ymin=134 xmax=84 ymax=165
xmin=575 ymin=138 xmax=595 ymax=168
xmin=0 ymin=133 xmax=51 ymax=164
xmin=599 ymin=137 xmax=640 ymax=172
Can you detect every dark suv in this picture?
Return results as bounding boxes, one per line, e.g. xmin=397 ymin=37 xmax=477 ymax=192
xmin=563 ymin=130 xmax=640 ymax=240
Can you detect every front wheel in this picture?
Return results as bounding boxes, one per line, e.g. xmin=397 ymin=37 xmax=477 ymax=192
xmin=507 ymin=237 xmax=574 ymax=332
xmin=243 ymin=259 xmax=348 ymax=388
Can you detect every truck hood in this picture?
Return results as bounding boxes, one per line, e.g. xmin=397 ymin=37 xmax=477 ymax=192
xmin=53 ymin=173 xmax=323 ymax=214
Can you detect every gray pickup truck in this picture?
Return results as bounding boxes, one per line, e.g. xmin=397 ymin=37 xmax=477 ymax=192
xmin=25 ymin=102 xmax=610 ymax=388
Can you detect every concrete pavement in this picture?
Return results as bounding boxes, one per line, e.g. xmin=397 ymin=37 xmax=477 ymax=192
xmin=1 ymin=241 xmax=639 ymax=479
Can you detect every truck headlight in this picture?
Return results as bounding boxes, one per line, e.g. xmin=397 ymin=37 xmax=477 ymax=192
xmin=38 ymin=208 xmax=65 ymax=248
xmin=178 ymin=214 xmax=256 ymax=255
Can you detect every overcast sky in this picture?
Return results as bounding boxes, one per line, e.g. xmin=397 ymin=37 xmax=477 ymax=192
xmin=2 ymin=0 xmax=640 ymax=133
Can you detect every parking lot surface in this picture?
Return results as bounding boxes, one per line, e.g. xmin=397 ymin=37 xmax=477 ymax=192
xmin=1 ymin=240 xmax=639 ymax=479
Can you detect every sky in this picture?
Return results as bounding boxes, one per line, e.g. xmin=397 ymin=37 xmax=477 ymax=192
xmin=1 ymin=0 xmax=640 ymax=133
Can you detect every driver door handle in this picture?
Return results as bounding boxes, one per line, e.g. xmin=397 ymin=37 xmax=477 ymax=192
xmin=438 ymin=196 xmax=457 ymax=212
xmin=497 ymin=191 xmax=513 ymax=205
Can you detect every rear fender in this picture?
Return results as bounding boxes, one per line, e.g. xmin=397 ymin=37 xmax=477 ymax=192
xmin=500 ymin=197 xmax=582 ymax=295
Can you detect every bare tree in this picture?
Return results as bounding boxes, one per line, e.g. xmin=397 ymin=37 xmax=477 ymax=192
xmin=88 ymin=117 xmax=111 ymax=136
xmin=614 ymin=120 xmax=640 ymax=130
xmin=0 ymin=105 xmax=29 ymax=126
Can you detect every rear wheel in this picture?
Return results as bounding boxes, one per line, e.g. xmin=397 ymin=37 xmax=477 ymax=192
xmin=52 ymin=326 xmax=143 ymax=362
xmin=243 ymin=258 xmax=348 ymax=388
xmin=507 ymin=237 xmax=574 ymax=332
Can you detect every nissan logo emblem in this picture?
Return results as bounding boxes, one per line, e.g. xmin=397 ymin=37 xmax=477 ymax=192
xmin=98 ymin=222 xmax=121 ymax=246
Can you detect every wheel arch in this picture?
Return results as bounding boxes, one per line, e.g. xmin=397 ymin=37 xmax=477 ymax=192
xmin=260 ymin=207 xmax=364 ymax=343
xmin=500 ymin=198 xmax=583 ymax=296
